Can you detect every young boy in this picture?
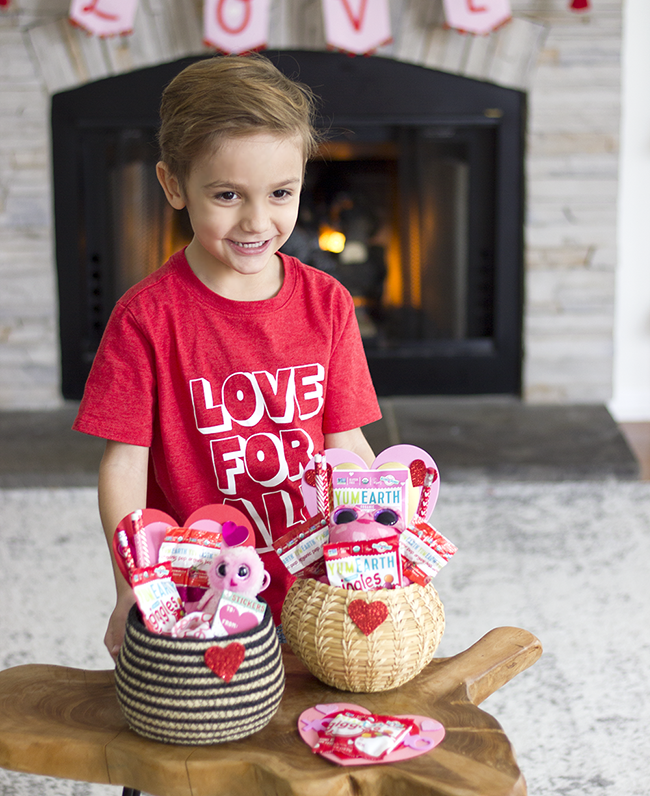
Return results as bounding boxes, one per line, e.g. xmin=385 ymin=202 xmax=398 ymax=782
xmin=73 ymin=54 xmax=381 ymax=660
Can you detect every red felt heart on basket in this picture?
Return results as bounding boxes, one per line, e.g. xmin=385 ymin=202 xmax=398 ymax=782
xmin=348 ymin=600 xmax=388 ymax=636
xmin=204 ymin=643 xmax=246 ymax=682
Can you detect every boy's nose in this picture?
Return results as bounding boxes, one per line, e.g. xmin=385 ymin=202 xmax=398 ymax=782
xmin=240 ymin=202 xmax=269 ymax=233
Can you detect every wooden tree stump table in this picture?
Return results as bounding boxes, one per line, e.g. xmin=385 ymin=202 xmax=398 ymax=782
xmin=0 ymin=626 xmax=541 ymax=796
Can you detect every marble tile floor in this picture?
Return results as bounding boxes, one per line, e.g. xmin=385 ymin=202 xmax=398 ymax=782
xmin=1 ymin=479 xmax=649 ymax=796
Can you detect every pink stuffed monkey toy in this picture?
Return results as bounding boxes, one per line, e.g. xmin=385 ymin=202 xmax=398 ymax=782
xmin=197 ymin=542 xmax=270 ymax=616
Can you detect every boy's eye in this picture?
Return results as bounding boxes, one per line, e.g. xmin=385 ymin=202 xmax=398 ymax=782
xmin=272 ymin=189 xmax=291 ymax=199
xmin=217 ymin=191 xmax=237 ymax=201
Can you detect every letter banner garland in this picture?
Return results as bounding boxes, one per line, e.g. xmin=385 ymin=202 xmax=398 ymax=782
xmin=67 ymin=0 xmax=391 ymax=53
xmin=205 ymin=0 xmax=392 ymax=55
xmin=69 ymin=0 xmax=593 ymax=49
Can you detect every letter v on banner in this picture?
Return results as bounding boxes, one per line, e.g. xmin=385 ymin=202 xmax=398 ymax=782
xmin=69 ymin=0 xmax=138 ymax=37
xmin=322 ymin=0 xmax=392 ymax=55
xmin=203 ymin=0 xmax=272 ymax=54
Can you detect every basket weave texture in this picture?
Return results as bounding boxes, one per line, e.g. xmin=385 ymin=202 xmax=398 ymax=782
xmin=115 ymin=603 xmax=284 ymax=744
xmin=281 ymin=578 xmax=444 ymax=692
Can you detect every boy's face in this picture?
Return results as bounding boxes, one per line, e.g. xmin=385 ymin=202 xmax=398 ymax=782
xmin=158 ymin=134 xmax=303 ymax=292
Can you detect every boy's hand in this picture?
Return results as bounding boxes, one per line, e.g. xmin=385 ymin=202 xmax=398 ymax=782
xmin=98 ymin=440 xmax=149 ymax=661
xmin=324 ymin=427 xmax=375 ymax=467
xmin=105 ymin=591 xmax=136 ymax=661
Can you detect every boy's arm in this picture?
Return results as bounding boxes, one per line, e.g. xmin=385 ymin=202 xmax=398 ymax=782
xmin=324 ymin=427 xmax=375 ymax=467
xmin=98 ymin=439 xmax=150 ymax=661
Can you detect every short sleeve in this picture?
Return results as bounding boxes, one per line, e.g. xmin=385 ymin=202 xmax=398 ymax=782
xmin=73 ymin=302 xmax=157 ymax=446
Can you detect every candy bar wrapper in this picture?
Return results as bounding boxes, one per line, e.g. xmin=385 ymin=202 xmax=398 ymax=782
xmin=313 ymin=710 xmax=416 ymax=762
xmin=401 ymin=559 xmax=432 ymax=587
xmin=272 ymin=513 xmax=328 ymax=578
xmin=210 ymin=589 xmax=266 ymax=637
xmin=324 ymin=536 xmax=402 ymax=591
xmin=131 ymin=562 xmax=185 ymax=635
xmin=157 ymin=527 xmax=223 ymax=602
xmin=331 ymin=469 xmax=408 ymax=518
xmin=400 ymin=518 xmax=458 ymax=579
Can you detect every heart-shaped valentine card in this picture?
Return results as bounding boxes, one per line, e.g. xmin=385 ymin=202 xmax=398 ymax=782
xmin=298 ymin=703 xmax=445 ymax=766
xmin=112 ymin=504 xmax=255 ymax=582
xmin=301 ymin=445 xmax=439 ymax=523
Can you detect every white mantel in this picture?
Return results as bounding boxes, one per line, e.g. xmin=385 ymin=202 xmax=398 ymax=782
xmin=2 ymin=0 xmax=645 ymax=418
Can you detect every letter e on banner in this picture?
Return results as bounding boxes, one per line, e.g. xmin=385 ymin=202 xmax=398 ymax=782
xmin=204 ymin=0 xmax=272 ymax=54
xmin=322 ymin=0 xmax=392 ymax=55
xmin=442 ymin=0 xmax=511 ymax=35
xmin=69 ymin=0 xmax=138 ymax=37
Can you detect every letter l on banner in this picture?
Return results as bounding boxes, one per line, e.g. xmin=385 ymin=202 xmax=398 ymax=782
xmin=204 ymin=0 xmax=272 ymax=53
xmin=322 ymin=0 xmax=392 ymax=55
xmin=69 ymin=0 xmax=138 ymax=37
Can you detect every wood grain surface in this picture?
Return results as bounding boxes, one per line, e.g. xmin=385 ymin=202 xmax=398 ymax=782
xmin=0 ymin=626 xmax=541 ymax=796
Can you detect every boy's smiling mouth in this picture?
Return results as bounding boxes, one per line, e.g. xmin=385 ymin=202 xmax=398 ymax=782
xmin=230 ymin=239 xmax=270 ymax=251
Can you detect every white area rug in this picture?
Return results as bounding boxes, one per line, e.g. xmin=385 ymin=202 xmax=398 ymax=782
xmin=1 ymin=482 xmax=649 ymax=796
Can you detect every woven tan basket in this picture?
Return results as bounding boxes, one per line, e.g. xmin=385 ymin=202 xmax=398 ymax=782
xmin=281 ymin=578 xmax=444 ymax=692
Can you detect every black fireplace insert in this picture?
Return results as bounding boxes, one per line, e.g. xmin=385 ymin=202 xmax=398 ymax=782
xmin=52 ymin=51 xmax=525 ymax=399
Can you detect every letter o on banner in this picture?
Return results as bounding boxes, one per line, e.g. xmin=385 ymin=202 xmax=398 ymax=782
xmin=203 ymin=0 xmax=272 ymax=53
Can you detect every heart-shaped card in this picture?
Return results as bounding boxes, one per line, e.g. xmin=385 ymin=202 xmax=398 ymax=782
xmin=301 ymin=444 xmax=440 ymax=523
xmin=112 ymin=504 xmax=256 ymax=582
xmin=298 ymin=703 xmax=445 ymax=766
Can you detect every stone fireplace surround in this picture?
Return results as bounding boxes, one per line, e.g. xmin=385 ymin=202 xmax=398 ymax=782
xmin=0 ymin=0 xmax=626 ymax=410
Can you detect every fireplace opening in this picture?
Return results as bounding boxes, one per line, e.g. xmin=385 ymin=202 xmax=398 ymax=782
xmin=53 ymin=52 xmax=524 ymax=399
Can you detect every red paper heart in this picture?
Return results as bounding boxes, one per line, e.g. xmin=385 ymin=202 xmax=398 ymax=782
xmin=204 ymin=643 xmax=245 ymax=682
xmin=348 ymin=600 xmax=388 ymax=636
xmin=409 ymin=459 xmax=427 ymax=487
xmin=304 ymin=463 xmax=333 ymax=488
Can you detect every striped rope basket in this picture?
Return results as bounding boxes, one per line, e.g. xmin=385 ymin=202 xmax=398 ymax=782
xmin=281 ymin=578 xmax=444 ymax=692
xmin=115 ymin=603 xmax=284 ymax=744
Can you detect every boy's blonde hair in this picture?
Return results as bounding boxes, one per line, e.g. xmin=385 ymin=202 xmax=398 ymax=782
xmin=158 ymin=54 xmax=319 ymax=189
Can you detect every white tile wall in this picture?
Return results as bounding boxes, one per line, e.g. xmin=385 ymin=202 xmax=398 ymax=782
xmin=0 ymin=0 xmax=623 ymax=407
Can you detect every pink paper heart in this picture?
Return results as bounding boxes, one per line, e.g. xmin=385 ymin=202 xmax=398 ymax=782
xmin=218 ymin=603 xmax=259 ymax=635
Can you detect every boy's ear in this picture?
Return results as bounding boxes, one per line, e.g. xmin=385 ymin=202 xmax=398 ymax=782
xmin=156 ymin=162 xmax=186 ymax=210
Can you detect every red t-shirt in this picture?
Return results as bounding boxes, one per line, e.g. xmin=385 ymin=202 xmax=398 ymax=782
xmin=74 ymin=249 xmax=381 ymax=621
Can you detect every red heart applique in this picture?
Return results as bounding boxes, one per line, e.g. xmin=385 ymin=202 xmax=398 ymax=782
xmin=348 ymin=600 xmax=388 ymax=636
xmin=204 ymin=643 xmax=245 ymax=682
xmin=304 ymin=463 xmax=333 ymax=488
